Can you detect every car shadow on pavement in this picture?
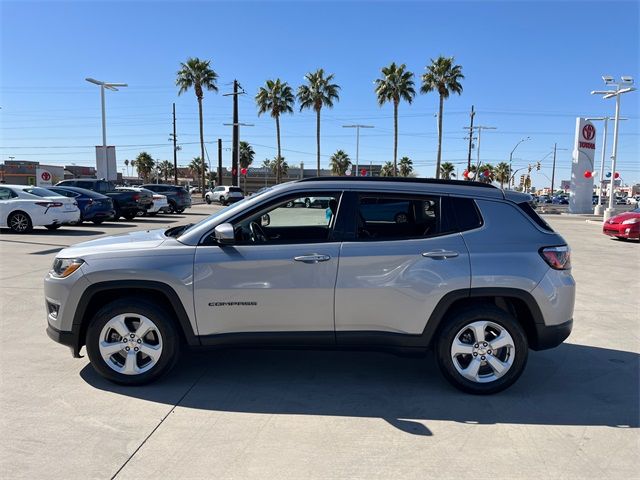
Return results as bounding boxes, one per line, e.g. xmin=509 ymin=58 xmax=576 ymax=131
xmin=0 ymin=228 xmax=104 ymax=236
xmin=80 ymin=342 xmax=639 ymax=435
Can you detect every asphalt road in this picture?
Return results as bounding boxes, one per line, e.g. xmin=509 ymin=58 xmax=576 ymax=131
xmin=0 ymin=206 xmax=638 ymax=479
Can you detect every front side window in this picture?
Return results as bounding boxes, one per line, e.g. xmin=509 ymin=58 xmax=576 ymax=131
xmin=356 ymin=194 xmax=445 ymax=240
xmin=231 ymin=192 xmax=341 ymax=244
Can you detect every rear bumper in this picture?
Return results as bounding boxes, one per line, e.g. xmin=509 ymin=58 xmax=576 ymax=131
xmin=533 ymin=319 xmax=573 ymax=350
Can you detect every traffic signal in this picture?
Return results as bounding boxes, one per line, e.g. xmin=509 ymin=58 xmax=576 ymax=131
xmin=519 ymin=174 xmax=526 ymax=186
xmin=536 ymin=162 xmax=541 ymax=171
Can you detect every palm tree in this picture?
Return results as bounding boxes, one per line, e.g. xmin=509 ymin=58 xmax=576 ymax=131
xmin=380 ymin=161 xmax=398 ymax=177
xmin=269 ymin=155 xmax=288 ymax=180
xmin=399 ymin=156 xmax=413 ymax=177
xmin=256 ymin=79 xmax=295 ymax=183
xmin=135 ymin=152 xmax=155 ymax=182
xmin=239 ymin=141 xmax=255 ymax=170
xmin=176 ymin=57 xmax=218 ymax=197
xmin=189 ymin=157 xmax=208 ymax=188
xmin=470 ymin=163 xmax=494 ymax=184
xmin=329 ymin=150 xmax=351 ymax=176
xmin=494 ymin=162 xmax=511 ymax=189
xmin=440 ymin=161 xmax=456 ymax=180
xmin=421 ymin=56 xmax=464 ymax=179
xmin=297 ymin=69 xmax=340 ymax=176
xmin=124 ymin=159 xmax=129 ymax=177
xmin=158 ymin=160 xmax=175 ymax=182
xmin=375 ymin=62 xmax=416 ymax=176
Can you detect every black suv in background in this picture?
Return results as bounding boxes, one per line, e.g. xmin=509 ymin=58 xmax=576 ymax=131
xmin=141 ymin=184 xmax=192 ymax=213
xmin=56 ymin=179 xmax=152 ymax=220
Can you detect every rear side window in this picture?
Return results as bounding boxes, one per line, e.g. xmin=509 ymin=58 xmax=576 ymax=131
xmin=450 ymin=197 xmax=483 ymax=232
xmin=229 ymin=187 xmax=242 ymax=193
xmin=517 ymin=201 xmax=554 ymax=232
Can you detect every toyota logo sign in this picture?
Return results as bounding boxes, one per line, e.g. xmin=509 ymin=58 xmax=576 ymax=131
xmin=41 ymin=171 xmax=51 ymax=181
xmin=582 ymin=124 xmax=596 ymax=141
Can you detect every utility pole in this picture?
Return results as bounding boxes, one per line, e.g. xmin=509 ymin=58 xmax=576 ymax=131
xmin=217 ymin=139 xmax=223 ymax=186
xmin=224 ymin=81 xmax=250 ymax=187
xmin=342 ymin=124 xmax=374 ymax=176
xmin=466 ymin=105 xmax=475 ymax=173
xmin=172 ymin=103 xmax=178 ymax=185
xmin=550 ymin=143 xmax=557 ymax=196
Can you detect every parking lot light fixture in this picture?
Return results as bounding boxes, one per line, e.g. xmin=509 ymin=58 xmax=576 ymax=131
xmin=509 ymin=137 xmax=531 ymax=188
xmin=591 ymin=76 xmax=636 ymax=221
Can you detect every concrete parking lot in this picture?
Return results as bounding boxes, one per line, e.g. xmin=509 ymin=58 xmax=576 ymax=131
xmin=0 ymin=206 xmax=638 ymax=479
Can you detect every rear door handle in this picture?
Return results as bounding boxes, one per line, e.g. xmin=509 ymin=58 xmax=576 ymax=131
xmin=294 ymin=254 xmax=331 ymax=264
xmin=422 ymin=250 xmax=459 ymax=259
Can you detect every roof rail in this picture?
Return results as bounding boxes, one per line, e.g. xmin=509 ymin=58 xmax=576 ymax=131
xmin=296 ymin=176 xmax=497 ymax=189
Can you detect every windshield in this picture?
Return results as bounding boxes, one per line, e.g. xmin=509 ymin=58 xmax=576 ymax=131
xmin=23 ymin=187 xmax=61 ymax=197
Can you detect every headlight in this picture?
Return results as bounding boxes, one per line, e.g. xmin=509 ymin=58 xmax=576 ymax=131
xmin=622 ymin=218 xmax=640 ymax=225
xmin=50 ymin=258 xmax=84 ymax=278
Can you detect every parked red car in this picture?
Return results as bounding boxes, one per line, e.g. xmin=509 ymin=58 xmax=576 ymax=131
xmin=603 ymin=207 xmax=640 ymax=240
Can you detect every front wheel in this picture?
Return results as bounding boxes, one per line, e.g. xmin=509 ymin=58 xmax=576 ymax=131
xmin=435 ymin=306 xmax=528 ymax=395
xmin=85 ymin=299 xmax=181 ymax=385
xmin=205 ymin=196 xmax=212 ymax=204
xmin=123 ymin=213 xmax=136 ymax=221
xmin=304 ymin=198 xmax=311 ymax=208
xmin=45 ymin=224 xmax=61 ymax=231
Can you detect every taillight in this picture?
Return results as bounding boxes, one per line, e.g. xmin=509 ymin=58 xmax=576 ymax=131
xmin=35 ymin=202 xmax=63 ymax=208
xmin=540 ymin=246 xmax=571 ymax=270
xmin=132 ymin=194 xmax=140 ymax=201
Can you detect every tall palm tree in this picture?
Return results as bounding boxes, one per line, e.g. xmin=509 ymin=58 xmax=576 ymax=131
xmin=256 ymin=79 xmax=295 ymax=183
xmin=399 ymin=156 xmax=413 ymax=177
xmin=124 ymin=159 xmax=129 ymax=177
xmin=176 ymin=57 xmax=218 ymax=197
xmin=158 ymin=160 xmax=175 ymax=182
xmin=380 ymin=161 xmax=398 ymax=177
xmin=135 ymin=152 xmax=155 ymax=183
xmin=297 ymin=69 xmax=340 ymax=176
xmin=494 ymin=162 xmax=511 ymax=189
xmin=421 ymin=56 xmax=464 ymax=179
xmin=329 ymin=150 xmax=351 ymax=176
xmin=239 ymin=141 xmax=255 ymax=169
xmin=375 ymin=62 xmax=416 ymax=176
xmin=189 ymin=157 xmax=208 ymax=188
xmin=440 ymin=161 xmax=456 ymax=180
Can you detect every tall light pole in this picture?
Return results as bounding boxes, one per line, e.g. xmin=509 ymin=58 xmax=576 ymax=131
xmin=343 ymin=124 xmax=374 ymax=176
xmin=509 ymin=137 xmax=531 ymax=189
xmin=85 ymin=78 xmax=127 ymax=181
xmin=585 ymin=116 xmax=627 ymax=215
xmin=592 ymin=76 xmax=636 ymax=221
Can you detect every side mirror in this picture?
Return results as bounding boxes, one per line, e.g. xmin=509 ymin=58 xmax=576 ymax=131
xmin=261 ymin=213 xmax=271 ymax=227
xmin=214 ymin=223 xmax=235 ymax=245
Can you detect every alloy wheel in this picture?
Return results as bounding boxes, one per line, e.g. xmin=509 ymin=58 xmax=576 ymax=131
xmin=10 ymin=213 xmax=29 ymax=232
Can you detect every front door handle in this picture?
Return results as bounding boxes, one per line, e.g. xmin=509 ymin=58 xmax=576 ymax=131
xmin=294 ymin=254 xmax=331 ymax=264
xmin=422 ymin=250 xmax=459 ymax=259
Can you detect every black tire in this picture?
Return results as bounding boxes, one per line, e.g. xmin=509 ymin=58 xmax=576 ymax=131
xmin=147 ymin=212 xmax=157 ymax=217
xmin=85 ymin=298 xmax=181 ymax=385
xmin=123 ymin=213 xmax=136 ymax=221
xmin=304 ymin=198 xmax=311 ymax=208
xmin=175 ymin=208 xmax=185 ymax=214
xmin=8 ymin=211 xmax=33 ymax=233
xmin=220 ymin=196 xmax=227 ymax=206
xmin=92 ymin=219 xmax=105 ymax=225
xmin=45 ymin=224 xmax=61 ymax=231
xmin=113 ymin=207 xmax=121 ymax=221
xmin=285 ymin=201 xmax=294 ymax=208
xmin=435 ymin=305 xmax=528 ymax=395
xmin=205 ymin=196 xmax=212 ymax=204
xmin=168 ymin=201 xmax=177 ymax=213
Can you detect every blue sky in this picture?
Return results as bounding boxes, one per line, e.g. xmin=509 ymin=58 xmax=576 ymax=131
xmin=1 ymin=0 xmax=638 ymax=187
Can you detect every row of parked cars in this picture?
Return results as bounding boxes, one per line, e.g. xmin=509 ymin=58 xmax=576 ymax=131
xmin=0 ymin=179 xmax=192 ymax=233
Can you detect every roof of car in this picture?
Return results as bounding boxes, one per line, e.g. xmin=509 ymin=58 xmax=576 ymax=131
xmin=49 ymin=185 xmax=109 ymax=198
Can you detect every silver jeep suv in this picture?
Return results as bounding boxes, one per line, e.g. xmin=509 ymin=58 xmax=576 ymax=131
xmin=45 ymin=178 xmax=575 ymax=394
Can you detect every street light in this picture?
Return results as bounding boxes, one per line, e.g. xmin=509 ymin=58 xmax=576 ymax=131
xmin=585 ymin=116 xmax=627 ymax=214
xmin=343 ymin=125 xmax=374 ymax=176
xmin=85 ymin=77 xmax=127 ymax=181
xmin=509 ymin=137 xmax=531 ymax=188
xmin=591 ymin=76 xmax=636 ymax=221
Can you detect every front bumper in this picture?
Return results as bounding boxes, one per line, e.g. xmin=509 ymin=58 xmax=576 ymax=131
xmin=603 ymin=223 xmax=640 ymax=239
xmin=46 ymin=324 xmax=82 ymax=357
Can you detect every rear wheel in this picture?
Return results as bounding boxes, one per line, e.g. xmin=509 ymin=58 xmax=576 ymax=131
xmin=304 ymin=198 xmax=311 ymax=208
xmin=85 ymin=299 xmax=181 ymax=385
xmin=220 ymin=196 xmax=227 ymax=206
xmin=45 ymin=224 xmax=61 ymax=231
xmin=123 ymin=212 xmax=136 ymax=221
xmin=92 ymin=219 xmax=105 ymax=225
xmin=205 ymin=195 xmax=212 ymax=204
xmin=8 ymin=211 xmax=33 ymax=233
xmin=436 ymin=306 xmax=528 ymax=394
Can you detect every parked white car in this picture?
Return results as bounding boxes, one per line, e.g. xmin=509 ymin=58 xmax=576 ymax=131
xmin=205 ymin=186 xmax=244 ymax=205
xmin=116 ymin=187 xmax=170 ymax=216
xmin=625 ymin=195 xmax=640 ymax=206
xmin=0 ymin=184 xmax=80 ymax=233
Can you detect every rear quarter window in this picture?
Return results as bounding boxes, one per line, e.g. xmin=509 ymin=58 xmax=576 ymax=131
xmin=450 ymin=197 xmax=483 ymax=231
xmin=517 ymin=201 xmax=554 ymax=232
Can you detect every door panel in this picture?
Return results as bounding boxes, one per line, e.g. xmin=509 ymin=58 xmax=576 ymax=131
xmin=193 ymin=243 xmax=341 ymax=336
xmin=335 ymin=233 xmax=470 ymax=336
